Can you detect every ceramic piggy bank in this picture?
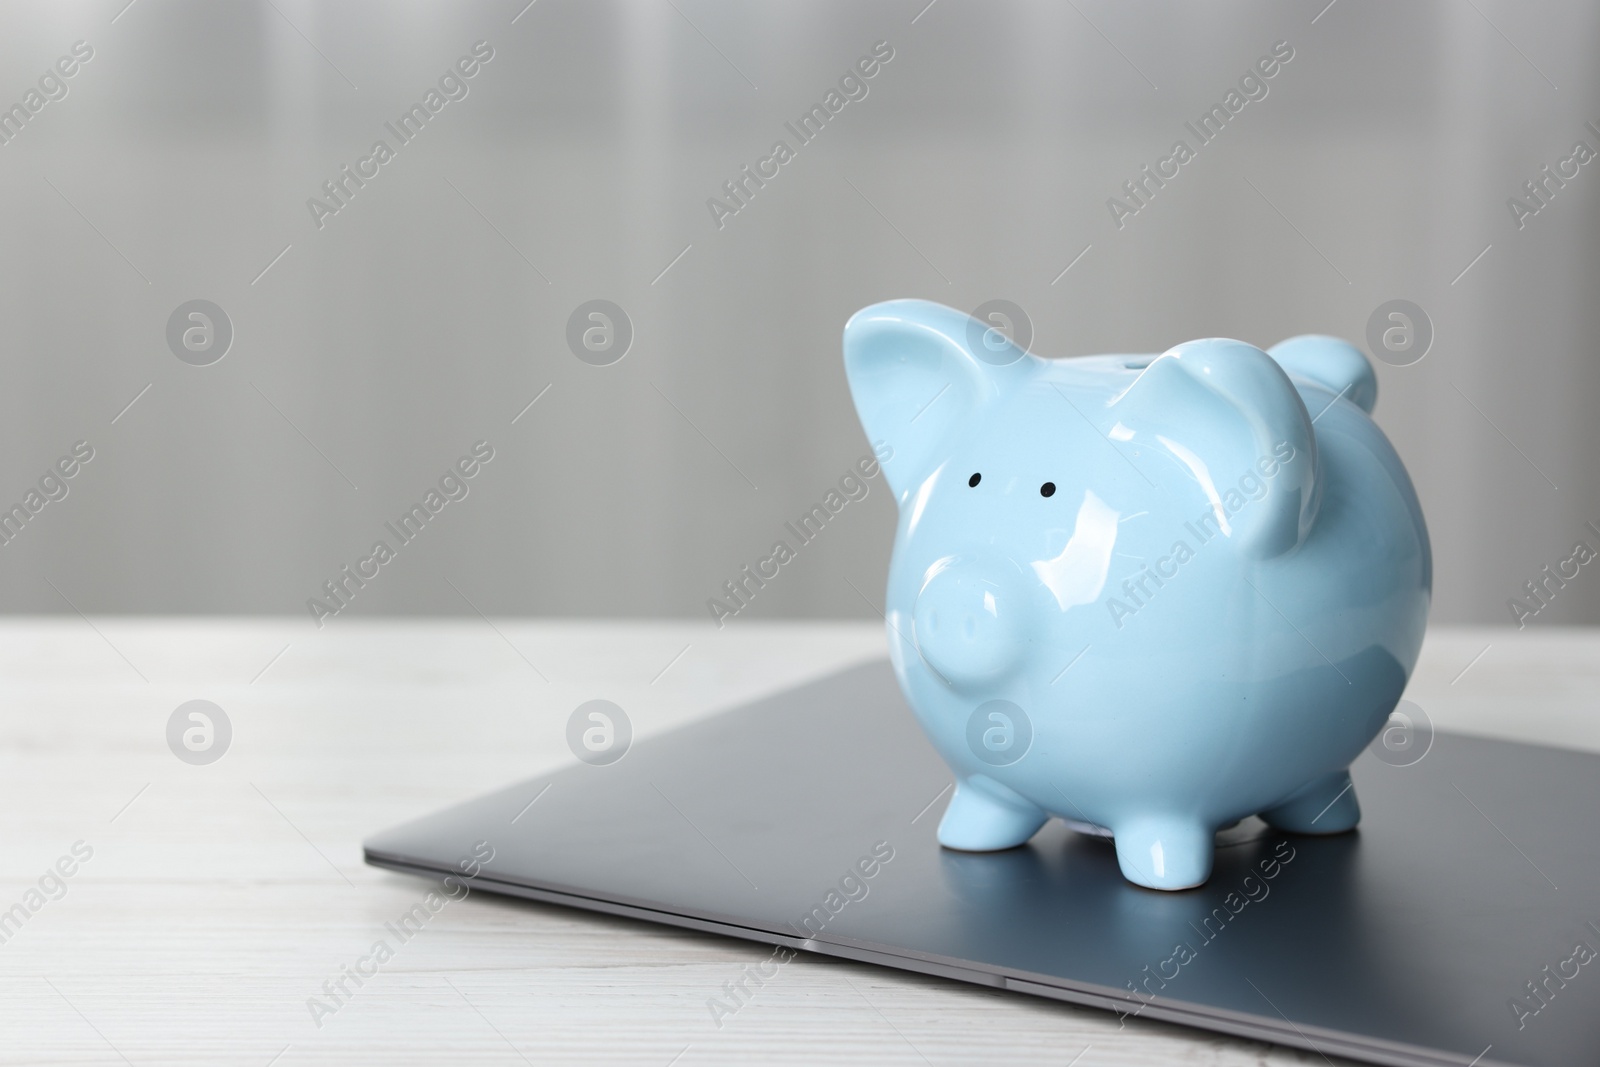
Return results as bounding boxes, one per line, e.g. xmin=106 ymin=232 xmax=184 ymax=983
xmin=843 ymin=299 xmax=1430 ymax=891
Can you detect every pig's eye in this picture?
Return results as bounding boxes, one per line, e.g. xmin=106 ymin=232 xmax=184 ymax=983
xmin=1040 ymin=482 xmax=1056 ymax=497
xmin=968 ymin=473 xmax=981 ymax=487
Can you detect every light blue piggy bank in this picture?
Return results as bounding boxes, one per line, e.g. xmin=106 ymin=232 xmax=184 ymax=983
xmin=843 ymin=299 xmax=1430 ymax=891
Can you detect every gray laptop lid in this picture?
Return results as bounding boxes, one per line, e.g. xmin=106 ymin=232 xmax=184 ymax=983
xmin=365 ymin=660 xmax=1600 ymax=1067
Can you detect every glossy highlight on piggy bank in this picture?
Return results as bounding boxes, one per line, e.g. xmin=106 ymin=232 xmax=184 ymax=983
xmin=843 ymin=299 xmax=1430 ymax=891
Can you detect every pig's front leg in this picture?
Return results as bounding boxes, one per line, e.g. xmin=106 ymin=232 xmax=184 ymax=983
xmin=1112 ymin=816 xmax=1214 ymax=891
xmin=936 ymin=777 xmax=1048 ymax=851
xmin=1259 ymin=770 xmax=1360 ymax=834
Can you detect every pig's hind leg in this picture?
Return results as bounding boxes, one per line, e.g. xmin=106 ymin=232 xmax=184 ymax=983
xmin=937 ymin=777 xmax=1048 ymax=851
xmin=1259 ymin=770 xmax=1360 ymax=834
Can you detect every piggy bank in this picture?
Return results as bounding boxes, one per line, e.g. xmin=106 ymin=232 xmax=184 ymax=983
xmin=843 ymin=299 xmax=1430 ymax=891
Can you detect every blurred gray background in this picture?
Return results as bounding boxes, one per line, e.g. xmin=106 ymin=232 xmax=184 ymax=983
xmin=0 ymin=0 xmax=1596 ymax=625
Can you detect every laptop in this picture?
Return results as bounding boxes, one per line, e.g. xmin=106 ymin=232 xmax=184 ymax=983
xmin=364 ymin=660 xmax=1600 ymax=1067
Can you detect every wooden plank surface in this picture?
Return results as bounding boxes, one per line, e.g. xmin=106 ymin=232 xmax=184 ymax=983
xmin=0 ymin=619 xmax=1587 ymax=1065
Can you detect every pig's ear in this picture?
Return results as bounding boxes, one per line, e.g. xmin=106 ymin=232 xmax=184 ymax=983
xmin=1267 ymin=335 xmax=1377 ymax=414
xmin=1109 ymin=339 xmax=1319 ymax=558
xmin=843 ymin=300 xmax=1030 ymax=506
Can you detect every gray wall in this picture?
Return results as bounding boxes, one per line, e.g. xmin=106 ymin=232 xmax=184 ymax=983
xmin=0 ymin=0 xmax=1596 ymax=626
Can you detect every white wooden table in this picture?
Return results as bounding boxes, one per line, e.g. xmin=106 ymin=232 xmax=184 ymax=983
xmin=0 ymin=619 xmax=1591 ymax=1066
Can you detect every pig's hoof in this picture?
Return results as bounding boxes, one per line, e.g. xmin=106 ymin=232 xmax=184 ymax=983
xmin=1261 ymin=770 xmax=1360 ymax=834
xmin=1112 ymin=817 xmax=1213 ymax=890
xmin=937 ymin=779 xmax=1048 ymax=851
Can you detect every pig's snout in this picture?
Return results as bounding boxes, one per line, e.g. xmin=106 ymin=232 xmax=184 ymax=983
xmin=912 ymin=558 xmax=1031 ymax=686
